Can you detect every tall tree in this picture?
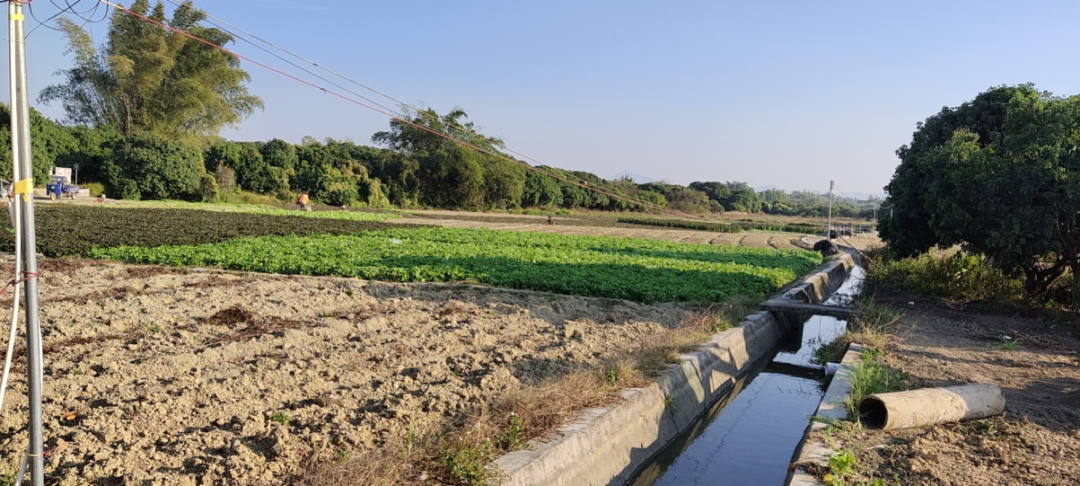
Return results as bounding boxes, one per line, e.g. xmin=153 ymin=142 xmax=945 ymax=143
xmin=39 ymin=0 xmax=262 ymax=138
xmin=880 ymin=85 xmax=1080 ymax=293
xmin=373 ymin=107 xmax=513 ymax=209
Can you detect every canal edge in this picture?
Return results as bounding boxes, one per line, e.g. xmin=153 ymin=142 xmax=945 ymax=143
xmin=490 ymin=252 xmax=856 ymax=486
xmin=785 ymin=342 xmax=867 ymax=486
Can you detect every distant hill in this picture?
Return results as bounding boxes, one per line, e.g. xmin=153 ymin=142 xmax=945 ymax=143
xmin=609 ymin=170 xmax=655 ymax=183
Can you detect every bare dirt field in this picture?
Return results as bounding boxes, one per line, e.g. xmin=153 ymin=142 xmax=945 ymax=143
xmin=0 ymin=259 xmax=692 ymax=485
xmin=813 ymin=291 xmax=1080 ymax=485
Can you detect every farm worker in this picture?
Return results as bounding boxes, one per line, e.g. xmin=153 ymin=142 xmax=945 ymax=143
xmin=298 ymin=192 xmax=310 ymax=211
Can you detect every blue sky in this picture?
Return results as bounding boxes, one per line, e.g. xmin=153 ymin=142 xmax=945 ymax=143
xmin=7 ymin=0 xmax=1080 ymax=196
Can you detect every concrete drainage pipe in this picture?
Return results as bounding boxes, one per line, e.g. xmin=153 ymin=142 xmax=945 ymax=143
xmin=859 ymin=384 xmax=1005 ymax=431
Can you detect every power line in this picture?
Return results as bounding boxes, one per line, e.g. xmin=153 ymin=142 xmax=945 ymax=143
xmin=159 ymin=0 xmax=635 ymax=198
xmin=98 ymin=0 xmax=696 ymax=218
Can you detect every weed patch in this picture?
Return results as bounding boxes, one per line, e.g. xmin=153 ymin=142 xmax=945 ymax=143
xmin=846 ymin=348 xmax=909 ymax=420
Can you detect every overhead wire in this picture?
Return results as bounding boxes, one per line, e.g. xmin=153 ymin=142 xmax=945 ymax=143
xmin=27 ymin=0 xmax=107 ymax=36
xmin=101 ymin=0 xmax=695 ymax=218
xmin=158 ymin=0 xmax=661 ymax=209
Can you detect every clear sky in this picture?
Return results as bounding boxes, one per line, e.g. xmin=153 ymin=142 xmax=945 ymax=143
xmin=6 ymin=0 xmax=1080 ymax=196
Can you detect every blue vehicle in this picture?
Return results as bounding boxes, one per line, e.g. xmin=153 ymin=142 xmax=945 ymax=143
xmin=45 ymin=175 xmax=79 ymax=200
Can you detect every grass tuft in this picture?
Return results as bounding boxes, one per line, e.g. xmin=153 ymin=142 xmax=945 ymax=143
xmin=845 ymin=348 xmax=909 ymax=421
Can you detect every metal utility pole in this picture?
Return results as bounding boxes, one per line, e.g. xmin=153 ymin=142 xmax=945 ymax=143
xmin=9 ymin=1 xmax=45 ymax=484
xmin=826 ymin=180 xmax=834 ymax=240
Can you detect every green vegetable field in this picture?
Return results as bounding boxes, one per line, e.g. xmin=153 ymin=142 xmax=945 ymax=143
xmin=88 ymin=227 xmax=822 ymax=303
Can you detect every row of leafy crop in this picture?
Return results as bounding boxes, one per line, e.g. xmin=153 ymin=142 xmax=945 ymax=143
xmin=0 ymin=205 xmax=398 ymax=257
xmin=120 ymin=201 xmax=399 ymax=223
xmin=617 ymin=216 xmax=825 ymax=234
xmin=88 ymin=227 xmax=823 ymax=303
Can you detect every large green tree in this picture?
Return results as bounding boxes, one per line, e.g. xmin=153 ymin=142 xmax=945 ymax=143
xmin=880 ymin=85 xmax=1080 ymax=292
xmin=39 ymin=0 xmax=262 ymax=138
xmin=373 ymin=107 xmax=521 ymax=209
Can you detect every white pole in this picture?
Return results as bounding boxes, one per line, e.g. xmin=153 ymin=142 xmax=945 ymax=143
xmin=827 ymin=180 xmax=834 ymax=240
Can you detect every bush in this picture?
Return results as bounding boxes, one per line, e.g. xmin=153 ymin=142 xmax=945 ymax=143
xmin=117 ymin=179 xmax=141 ymax=200
xmin=113 ymin=132 xmax=205 ymax=200
xmin=199 ymin=174 xmax=219 ymax=203
xmin=83 ymin=182 xmax=105 ymax=197
xmin=869 ymin=251 xmax=1023 ymax=302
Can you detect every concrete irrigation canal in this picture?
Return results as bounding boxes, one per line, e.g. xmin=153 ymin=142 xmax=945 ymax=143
xmin=492 ymin=253 xmax=863 ymax=486
xmin=628 ymin=267 xmax=864 ymax=486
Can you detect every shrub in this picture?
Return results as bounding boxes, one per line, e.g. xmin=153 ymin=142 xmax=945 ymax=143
xmin=113 ymin=132 xmax=205 ymax=200
xmin=199 ymin=174 xmax=219 ymax=203
xmin=83 ymin=182 xmax=105 ymax=197
xmin=868 ymin=251 xmax=1023 ymax=302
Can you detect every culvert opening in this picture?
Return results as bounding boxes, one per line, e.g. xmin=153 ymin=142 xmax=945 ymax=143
xmin=858 ymin=395 xmax=888 ymax=429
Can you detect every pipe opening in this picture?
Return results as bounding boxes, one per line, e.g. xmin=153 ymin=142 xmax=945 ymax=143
xmin=858 ymin=396 xmax=888 ymax=429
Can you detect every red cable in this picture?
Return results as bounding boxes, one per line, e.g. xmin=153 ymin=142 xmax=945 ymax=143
xmin=0 ymin=271 xmax=39 ymax=298
xmin=99 ymin=0 xmax=701 ymax=219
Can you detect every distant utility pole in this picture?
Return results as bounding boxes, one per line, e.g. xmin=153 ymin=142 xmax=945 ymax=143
xmin=826 ymin=180 xmax=834 ymax=240
xmin=8 ymin=1 xmax=45 ymax=484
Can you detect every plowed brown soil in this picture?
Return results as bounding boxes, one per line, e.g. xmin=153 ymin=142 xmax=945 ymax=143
xmin=0 ymin=260 xmax=691 ymax=485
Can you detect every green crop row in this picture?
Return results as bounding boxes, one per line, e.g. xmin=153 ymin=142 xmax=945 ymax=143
xmin=115 ymin=200 xmax=399 ymax=222
xmin=88 ymin=227 xmax=822 ymax=303
xmin=0 ymin=205 xmax=398 ymax=257
xmin=617 ymin=216 xmax=825 ymax=234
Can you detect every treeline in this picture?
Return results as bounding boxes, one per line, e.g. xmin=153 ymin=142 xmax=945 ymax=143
xmin=2 ymin=104 xmax=880 ymax=217
xmin=17 ymin=1 xmax=881 ymax=217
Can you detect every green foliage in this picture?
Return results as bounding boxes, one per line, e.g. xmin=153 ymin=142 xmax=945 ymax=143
xmin=822 ymin=449 xmax=884 ymax=486
xmin=39 ymin=1 xmax=262 ymax=138
xmin=991 ymin=339 xmax=1020 ymax=351
xmin=199 ymin=174 xmax=219 ymax=202
xmin=480 ymin=157 xmax=526 ymax=209
xmin=689 ymin=181 xmax=761 ymax=212
xmin=846 ymin=349 xmax=908 ymax=420
xmin=441 ymin=439 xmax=496 ymax=485
xmin=88 ymin=226 xmax=822 ymax=303
xmin=522 ymin=169 xmax=563 ymax=207
xmin=812 ymin=339 xmax=848 ymax=366
xmin=637 ymin=182 xmax=714 ymax=214
xmin=269 ymin=412 xmax=291 ymax=425
xmin=0 ymin=205 xmax=395 ymax=257
xmin=880 ymin=84 xmax=1080 ymax=294
xmin=211 ymin=141 xmax=288 ymax=196
xmin=111 ymin=132 xmax=205 ymax=200
xmin=0 ymin=104 xmax=81 ymax=185
xmin=260 ymin=138 xmax=298 ymax=172
xmin=84 ymin=182 xmax=105 ymax=197
xmin=870 ymin=251 xmax=1023 ymax=302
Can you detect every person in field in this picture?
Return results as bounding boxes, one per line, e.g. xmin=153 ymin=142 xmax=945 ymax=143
xmin=298 ymin=192 xmax=310 ymax=211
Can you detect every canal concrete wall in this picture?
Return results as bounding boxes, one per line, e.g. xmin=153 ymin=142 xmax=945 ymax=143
xmin=491 ymin=252 xmax=856 ymax=486
xmin=785 ymin=343 xmax=866 ymax=486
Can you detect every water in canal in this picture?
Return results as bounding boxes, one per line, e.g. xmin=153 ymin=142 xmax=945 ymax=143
xmin=627 ymin=266 xmax=863 ymax=486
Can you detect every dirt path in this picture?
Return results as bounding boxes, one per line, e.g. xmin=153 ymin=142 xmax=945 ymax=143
xmin=0 ymin=260 xmax=692 ymax=485
xmin=818 ymin=294 xmax=1080 ymax=485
